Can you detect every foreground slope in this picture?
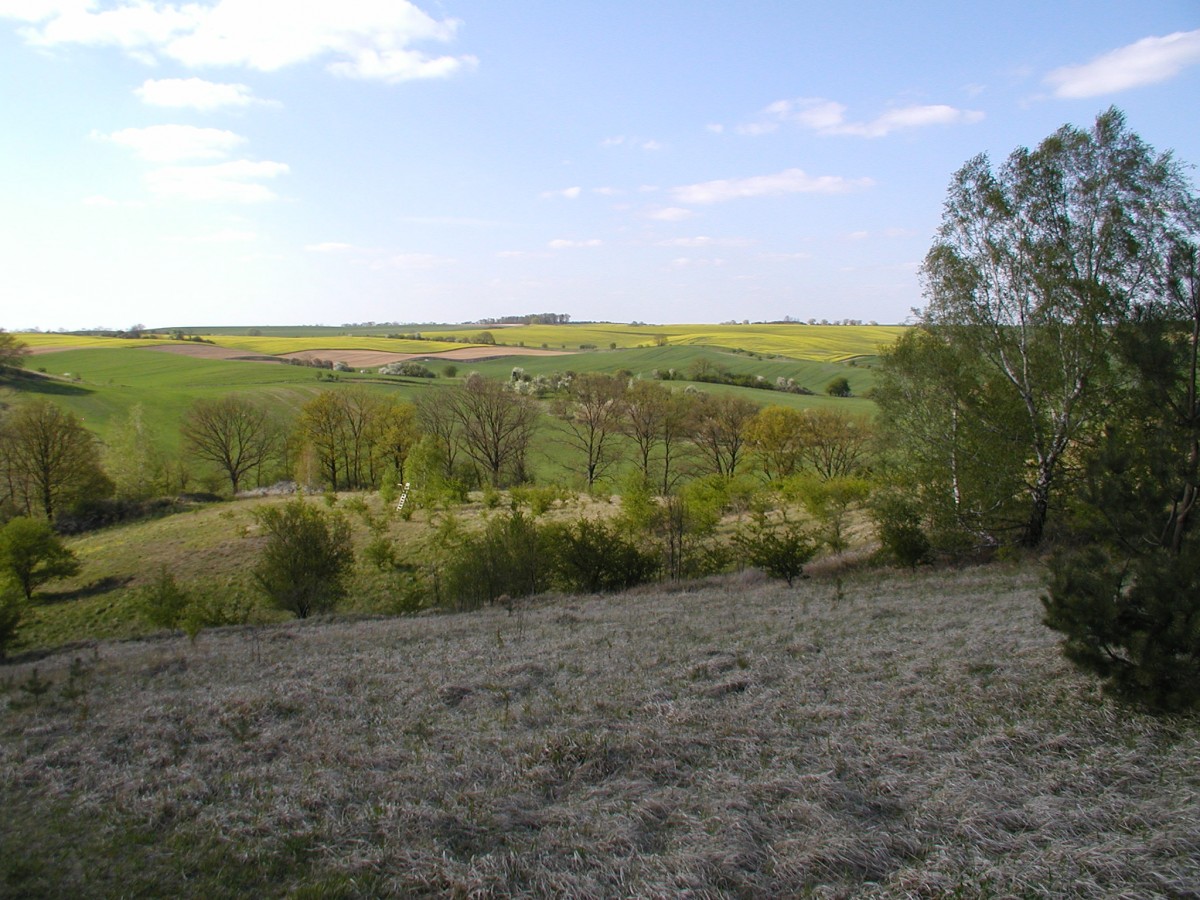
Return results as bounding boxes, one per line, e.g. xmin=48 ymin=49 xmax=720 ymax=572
xmin=2 ymin=564 xmax=1197 ymax=897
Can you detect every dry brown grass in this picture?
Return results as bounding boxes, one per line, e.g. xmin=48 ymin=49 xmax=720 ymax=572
xmin=3 ymin=563 xmax=1198 ymax=897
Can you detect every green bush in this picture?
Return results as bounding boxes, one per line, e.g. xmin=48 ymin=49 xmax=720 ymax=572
xmin=0 ymin=516 xmax=80 ymax=600
xmin=139 ymin=566 xmax=191 ymax=631
xmin=441 ymin=511 xmax=549 ymax=610
xmin=1044 ymin=544 xmax=1200 ymax=713
xmin=546 ymin=518 xmax=659 ymax=593
xmin=253 ymin=500 xmax=354 ymax=619
xmin=871 ymin=494 xmax=932 ymax=568
xmin=0 ymin=588 xmax=24 ymax=660
xmin=733 ymin=514 xmax=816 ymax=586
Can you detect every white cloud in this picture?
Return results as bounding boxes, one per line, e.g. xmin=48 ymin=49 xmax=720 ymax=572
xmin=657 ymin=236 xmax=750 ymax=248
xmin=375 ymin=253 xmax=453 ymax=270
xmin=602 ymin=135 xmax=662 ymax=151
xmin=166 ymin=228 xmax=258 ymax=243
xmin=136 ymin=77 xmax=260 ymax=110
xmin=1045 ymin=30 xmax=1200 ymax=98
xmin=649 ymin=207 xmax=694 ymax=221
xmin=3 ymin=0 xmax=477 ymax=83
xmin=672 ymin=168 xmax=873 ymax=205
xmin=145 ymin=159 xmax=289 ymax=202
xmin=306 ymin=242 xmax=356 ymax=253
xmin=741 ymin=98 xmax=983 ymax=138
xmin=541 ymin=186 xmax=581 ymax=200
xmin=548 ymin=238 xmax=602 ymax=249
xmin=101 ymin=124 xmax=246 ymax=162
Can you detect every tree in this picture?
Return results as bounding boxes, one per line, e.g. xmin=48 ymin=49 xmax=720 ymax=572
xmin=618 ymin=382 xmax=694 ymax=495
xmin=298 ymin=391 xmax=350 ymax=490
xmin=825 ymin=376 xmax=851 ymax=397
xmin=182 ymin=395 xmax=277 ymax=495
xmin=369 ymin=399 xmax=420 ymax=485
xmin=875 ymin=327 xmax=1029 ymax=550
xmin=553 ymin=373 xmax=626 ymax=489
xmin=797 ymin=408 xmax=874 ymax=481
xmin=0 ymin=516 xmax=80 ymax=600
xmin=691 ymin=392 xmax=758 ymax=478
xmin=105 ymin=404 xmax=168 ymax=500
xmin=918 ymin=108 xmax=1196 ymax=546
xmin=0 ymin=399 xmax=110 ymax=521
xmin=1043 ymin=240 xmax=1200 ymax=710
xmin=445 ymin=375 xmax=538 ymax=487
xmin=0 ymin=330 xmax=30 ymax=373
xmin=253 ymin=499 xmax=354 ymax=619
xmin=746 ymin=406 xmax=807 ymax=481
xmin=416 ymin=392 xmax=462 ymax=481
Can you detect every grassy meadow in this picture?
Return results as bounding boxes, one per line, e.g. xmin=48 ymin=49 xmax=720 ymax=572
xmin=3 ymin=562 xmax=1198 ymax=897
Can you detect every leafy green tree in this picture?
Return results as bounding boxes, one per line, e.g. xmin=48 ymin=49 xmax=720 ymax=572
xmin=253 ymin=499 xmax=353 ymax=618
xmin=105 ymin=404 xmax=168 ymax=501
xmin=919 ymin=108 xmax=1195 ymax=547
xmin=0 ymin=330 xmax=30 ymax=373
xmin=746 ymin=405 xmax=807 ymax=481
xmin=824 ymin=376 xmax=851 ymax=397
xmin=875 ymin=327 xmax=1029 ymax=552
xmin=0 ymin=399 xmax=110 ymax=521
xmin=139 ymin=566 xmax=192 ymax=631
xmin=0 ymin=516 xmax=80 ymax=600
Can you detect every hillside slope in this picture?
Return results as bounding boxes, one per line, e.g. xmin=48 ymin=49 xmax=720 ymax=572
xmin=3 ymin=564 xmax=1197 ymax=897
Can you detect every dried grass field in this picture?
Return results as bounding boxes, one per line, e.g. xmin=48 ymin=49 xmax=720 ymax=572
xmin=2 ymin=564 xmax=1198 ymax=898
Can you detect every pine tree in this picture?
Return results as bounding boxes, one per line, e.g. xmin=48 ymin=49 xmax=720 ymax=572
xmin=1043 ymin=242 xmax=1200 ymax=712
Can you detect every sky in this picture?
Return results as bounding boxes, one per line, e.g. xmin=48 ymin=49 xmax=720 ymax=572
xmin=1 ymin=1 xmax=1198 ymax=330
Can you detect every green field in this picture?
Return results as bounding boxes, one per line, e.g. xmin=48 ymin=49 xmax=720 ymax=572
xmin=125 ymin=322 xmax=908 ymax=362
xmin=10 ymin=327 xmax=889 ymax=451
xmin=14 ymin=347 xmax=442 ymax=452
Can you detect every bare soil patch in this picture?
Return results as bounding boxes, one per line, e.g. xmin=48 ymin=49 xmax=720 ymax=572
xmin=3 ymin=563 xmax=1197 ymax=897
xmin=278 ymin=346 xmax=572 ymax=367
xmin=142 ymin=343 xmax=279 ymax=362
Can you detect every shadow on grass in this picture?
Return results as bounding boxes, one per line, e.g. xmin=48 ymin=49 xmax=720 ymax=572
xmin=0 ymin=371 xmax=94 ymax=397
xmin=38 ymin=576 xmax=133 ymax=606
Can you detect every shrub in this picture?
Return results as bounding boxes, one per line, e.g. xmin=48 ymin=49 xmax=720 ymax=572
xmin=139 ymin=566 xmax=192 ymax=631
xmin=546 ymin=518 xmax=659 ymax=593
xmin=0 ymin=588 xmax=23 ymax=660
xmin=440 ymin=511 xmax=549 ymax=609
xmin=733 ymin=514 xmax=816 ymax=586
xmin=872 ymin=494 xmax=931 ymax=568
xmin=253 ymin=500 xmax=354 ymax=618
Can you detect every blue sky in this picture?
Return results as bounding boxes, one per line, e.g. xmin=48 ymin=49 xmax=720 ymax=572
xmin=1 ymin=1 xmax=1198 ymax=330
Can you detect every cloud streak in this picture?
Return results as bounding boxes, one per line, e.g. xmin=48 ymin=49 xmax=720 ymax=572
xmin=100 ymin=124 xmax=246 ymax=162
xmin=740 ymin=99 xmax=983 ymax=138
xmin=672 ymin=168 xmax=873 ymax=205
xmin=1045 ymin=30 xmax=1200 ymax=98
